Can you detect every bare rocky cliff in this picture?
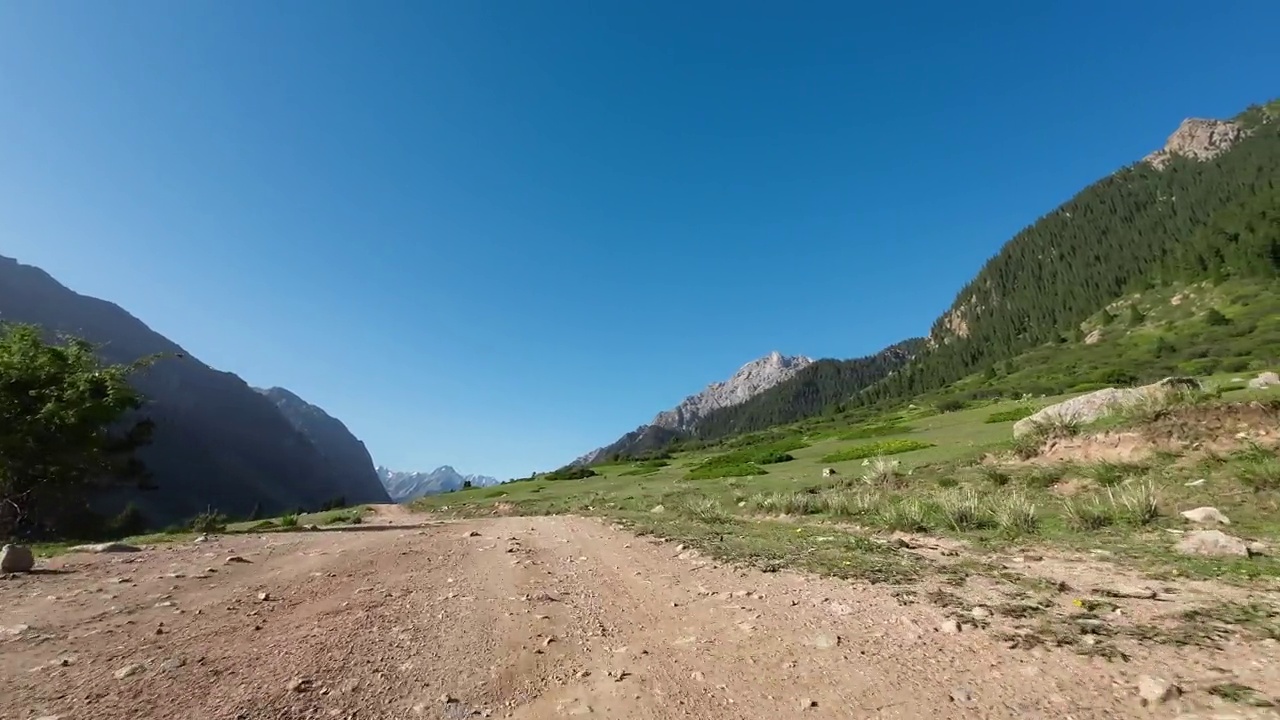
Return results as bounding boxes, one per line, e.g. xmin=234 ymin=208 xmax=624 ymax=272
xmin=651 ymin=351 xmax=813 ymax=432
xmin=573 ymin=351 xmax=813 ymax=465
xmin=1143 ymin=118 xmax=1248 ymax=170
xmin=0 ymin=254 xmax=390 ymax=524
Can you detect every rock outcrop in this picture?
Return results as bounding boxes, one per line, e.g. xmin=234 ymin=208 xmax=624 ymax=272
xmin=651 ymin=352 xmax=814 ymax=432
xmin=0 ymin=254 xmax=389 ymax=524
xmin=378 ymin=466 xmax=501 ymax=502
xmin=1143 ymin=118 xmax=1248 ymax=170
xmin=1012 ymin=377 xmax=1201 ymax=437
xmin=573 ymin=352 xmax=813 ymax=466
xmin=1248 ymin=371 xmax=1280 ymax=390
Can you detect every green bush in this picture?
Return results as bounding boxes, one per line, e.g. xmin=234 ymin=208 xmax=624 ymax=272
xmin=542 ymin=466 xmax=598 ymax=481
xmin=820 ymin=439 xmax=934 ymax=464
xmin=837 ymin=422 xmax=914 ymax=440
xmin=279 ymin=513 xmax=300 ymax=528
xmin=983 ymin=407 xmax=1035 ymax=424
xmin=190 ymin=508 xmax=227 ymax=534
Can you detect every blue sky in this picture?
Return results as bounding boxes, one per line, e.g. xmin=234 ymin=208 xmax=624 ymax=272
xmin=1 ymin=2 xmax=1277 ymax=480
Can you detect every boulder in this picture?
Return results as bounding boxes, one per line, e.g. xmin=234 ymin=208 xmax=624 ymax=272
xmin=69 ymin=542 xmax=142 ymax=553
xmin=1247 ymin=371 xmax=1280 ymax=390
xmin=1174 ymin=530 xmax=1252 ymax=558
xmin=821 ymin=467 xmax=838 ymax=478
xmin=1180 ymin=506 xmax=1230 ymax=525
xmin=1013 ymin=377 xmax=1200 ymax=438
xmin=0 ymin=544 xmax=35 ymax=573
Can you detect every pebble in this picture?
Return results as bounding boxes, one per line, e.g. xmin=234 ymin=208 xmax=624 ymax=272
xmin=800 ymin=698 xmax=818 ymax=709
xmin=114 ymin=664 xmax=144 ymax=680
xmin=950 ymin=687 xmax=975 ymax=703
xmin=938 ymin=619 xmax=962 ymax=634
xmin=970 ymin=606 xmax=991 ymax=620
xmin=288 ymin=678 xmax=313 ymax=692
xmin=1136 ymin=675 xmax=1180 ymax=705
xmin=224 ymin=556 xmax=251 ymax=564
xmin=257 ymin=592 xmax=272 ymax=602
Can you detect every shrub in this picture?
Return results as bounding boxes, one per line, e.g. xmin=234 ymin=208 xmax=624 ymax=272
xmin=935 ymin=398 xmax=968 ymax=413
xmin=543 ymin=466 xmax=599 ymax=481
xmin=838 ymin=422 xmax=914 ymax=440
xmin=279 ymin=513 xmax=300 ymax=529
xmin=682 ymin=497 xmax=732 ymax=523
xmin=984 ymin=407 xmax=1036 ymax=424
xmin=821 ymin=490 xmax=879 ymax=518
xmin=108 ymin=503 xmax=149 ymax=538
xmin=993 ymin=494 xmax=1039 ymax=537
xmin=1204 ymin=308 xmax=1230 ymax=326
xmin=877 ymin=497 xmax=934 ymax=533
xmin=978 ymin=465 xmax=1011 ymax=487
xmin=861 ymin=456 xmax=905 ymax=488
xmin=1062 ymin=496 xmax=1117 ymax=531
xmin=190 ymin=508 xmax=227 ymax=534
xmin=821 ymin=439 xmax=934 ymax=464
xmin=1082 ymin=461 xmax=1147 ymax=488
xmin=937 ymin=488 xmax=994 ymax=531
xmin=685 ymin=441 xmax=801 ymax=480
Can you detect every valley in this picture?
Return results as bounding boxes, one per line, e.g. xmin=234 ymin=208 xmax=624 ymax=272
xmin=1 ymin=30 xmax=1278 ymax=718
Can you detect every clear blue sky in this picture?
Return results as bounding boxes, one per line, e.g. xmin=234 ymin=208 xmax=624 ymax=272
xmin=1 ymin=2 xmax=1277 ymax=480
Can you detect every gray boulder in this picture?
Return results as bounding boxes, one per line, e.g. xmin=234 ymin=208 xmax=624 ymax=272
xmin=1013 ymin=377 xmax=1200 ymax=438
xmin=0 ymin=544 xmax=34 ymax=573
xmin=1248 ymin=371 xmax=1280 ymax=390
xmin=1174 ymin=530 xmax=1253 ymax=558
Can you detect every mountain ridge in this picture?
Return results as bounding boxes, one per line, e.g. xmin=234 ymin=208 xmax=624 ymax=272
xmin=378 ymin=465 xmax=501 ymax=502
xmin=256 ymin=387 xmax=390 ymax=506
xmin=0 ymin=254 xmax=390 ymax=524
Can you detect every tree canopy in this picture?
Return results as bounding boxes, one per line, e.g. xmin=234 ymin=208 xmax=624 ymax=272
xmin=0 ymin=323 xmax=158 ymax=539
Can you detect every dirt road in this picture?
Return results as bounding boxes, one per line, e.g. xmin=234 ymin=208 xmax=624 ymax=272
xmin=3 ymin=508 xmax=1277 ymax=719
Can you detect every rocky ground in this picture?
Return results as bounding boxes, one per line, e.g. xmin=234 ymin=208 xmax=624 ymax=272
xmin=4 ymin=506 xmax=1279 ymax=720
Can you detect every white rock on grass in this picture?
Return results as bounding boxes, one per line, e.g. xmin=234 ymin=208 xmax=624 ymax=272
xmin=1247 ymin=371 xmax=1279 ymax=389
xmin=1180 ymin=506 xmax=1231 ymax=525
xmin=70 ymin=542 xmax=141 ymax=553
xmin=1174 ymin=530 xmax=1252 ymax=558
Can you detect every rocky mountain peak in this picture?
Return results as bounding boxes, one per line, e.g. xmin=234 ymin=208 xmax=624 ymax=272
xmin=650 ymin=352 xmax=813 ymax=432
xmin=1144 ymin=117 xmax=1248 ymax=170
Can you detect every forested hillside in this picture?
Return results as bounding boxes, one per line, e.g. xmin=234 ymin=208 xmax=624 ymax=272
xmin=855 ymin=101 xmax=1280 ymax=407
xmin=690 ymin=339 xmax=924 ymax=440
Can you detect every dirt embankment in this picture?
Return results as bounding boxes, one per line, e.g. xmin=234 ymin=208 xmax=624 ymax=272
xmin=4 ymin=510 xmax=1279 ymax=719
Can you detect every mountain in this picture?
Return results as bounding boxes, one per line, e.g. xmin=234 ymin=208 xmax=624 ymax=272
xmin=255 ymin=387 xmax=389 ymax=505
xmin=689 ymin=339 xmax=926 ymax=439
xmin=573 ymin=351 xmax=816 ymax=465
xmin=377 ymin=466 xmax=501 ymax=502
xmin=850 ymin=99 xmax=1280 ymax=409
xmin=0 ymin=254 xmax=390 ymax=524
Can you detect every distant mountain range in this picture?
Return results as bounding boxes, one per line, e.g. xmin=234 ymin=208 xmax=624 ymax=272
xmin=377 ymin=466 xmax=502 ymax=502
xmin=0 ymin=254 xmax=391 ymax=525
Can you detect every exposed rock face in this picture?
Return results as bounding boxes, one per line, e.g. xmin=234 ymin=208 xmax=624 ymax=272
xmin=1012 ymin=377 xmax=1201 ymax=437
xmin=572 ymin=352 xmax=812 ymax=466
xmin=0 ymin=544 xmax=34 ymax=573
xmin=1144 ymin=118 xmax=1248 ymax=170
xmin=651 ymin=352 xmax=813 ymax=432
xmin=256 ymin=387 xmax=390 ymax=505
xmin=1248 ymin=371 xmax=1280 ymax=390
xmin=377 ymin=466 xmax=501 ymax=502
xmin=0 ymin=254 xmax=389 ymax=524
